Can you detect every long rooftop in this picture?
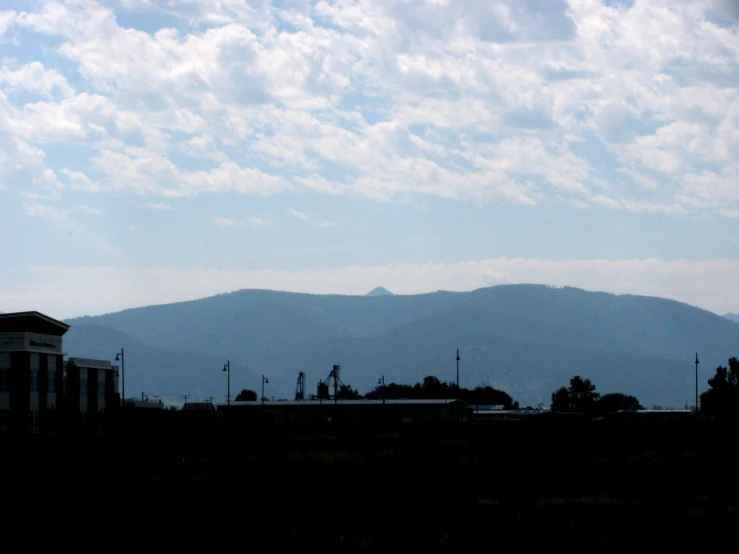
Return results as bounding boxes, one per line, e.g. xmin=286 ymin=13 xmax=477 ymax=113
xmin=216 ymin=398 xmax=465 ymax=408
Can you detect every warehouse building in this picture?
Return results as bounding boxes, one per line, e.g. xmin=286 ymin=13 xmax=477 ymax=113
xmin=216 ymin=398 xmax=466 ymax=426
xmin=0 ymin=311 xmax=119 ymax=434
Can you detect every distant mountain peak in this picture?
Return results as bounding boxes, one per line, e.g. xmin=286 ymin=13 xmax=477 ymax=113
xmin=724 ymin=313 xmax=739 ymax=323
xmin=366 ymin=286 xmax=393 ymax=297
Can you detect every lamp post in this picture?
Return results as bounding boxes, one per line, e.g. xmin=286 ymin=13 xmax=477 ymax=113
xmin=223 ymin=361 xmax=230 ymax=407
xmin=695 ymin=353 xmax=699 ymax=412
xmin=114 ymin=349 xmax=125 ymax=408
xmin=378 ymin=375 xmax=385 ymax=405
xmin=261 ymin=374 xmax=269 ymax=404
xmin=456 ymin=349 xmax=460 ymax=394
xmin=223 ymin=361 xmax=230 ymax=426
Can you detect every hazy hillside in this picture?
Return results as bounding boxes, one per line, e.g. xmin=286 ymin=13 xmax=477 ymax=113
xmin=63 ymin=324 xmax=258 ymax=405
xmin=64 ymin=285 xmax=739 ymax=407
xmin=725 ymin=313 xmax=739 ymax=324
xmin=68 ymin=289 xmax=465 ymax=358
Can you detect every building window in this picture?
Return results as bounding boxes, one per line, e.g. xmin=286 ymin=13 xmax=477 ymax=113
xmin=30 ymin=369 xmax=39 ymax=393
xmin=98 ymin=375 xmax=105 ymax=396
xmin=48 ymin=357 xmax=56 ymax=393
xmin=0 ymin=369 xmax=9 ymax=393
xmin=80 ymin=378 xmax=88 ymax=397
xmin=0 ymin=354 xmax=11 ymax=392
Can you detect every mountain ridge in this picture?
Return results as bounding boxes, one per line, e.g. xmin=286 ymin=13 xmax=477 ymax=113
xmin=62 ymin=285 xmax=738 ymax=406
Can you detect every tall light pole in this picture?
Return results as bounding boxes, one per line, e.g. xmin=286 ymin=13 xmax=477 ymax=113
xmin=378 ymin=375 xmax=385 ymax=405
xmin=223 ymin=361 xmax=230 ymax=426
xmin=456 ymin=349 xmax=460 ymax=394
xmin=261 ymin=374 xmax=269 ymax=404
xmin=114 ymin=348 xmax=125 ymax=408
xmin=223 ymin=360 xmax=230 ymax=406
xmin=695 ymin=353 xmax=699 ymax=412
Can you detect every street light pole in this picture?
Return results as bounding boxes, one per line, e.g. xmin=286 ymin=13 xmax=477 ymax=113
xmin=115 ymin=348 xmax=125 ymax=408
xmin=695 ymin=353 xmax=699 ymax=412
xmin=456 ymin=349 xmax=460 ymax=394
xmin=262 ymin=374 xmax=269 ymax=404
xmin=223 ymin=360 xmax=230 ymax=406
xmin=223 ymin=361 xmax=230 ymax=426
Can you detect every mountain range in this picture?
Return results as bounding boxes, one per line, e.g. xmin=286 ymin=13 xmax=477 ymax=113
xmin=61 ymin=285 xmax=739 ymax=407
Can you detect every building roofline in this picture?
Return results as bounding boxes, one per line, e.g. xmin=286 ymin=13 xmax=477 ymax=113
xmin=0 ymin=311 xmax=70 ymax=332
xmin=216 ymin=398 xmax=466 ymax=408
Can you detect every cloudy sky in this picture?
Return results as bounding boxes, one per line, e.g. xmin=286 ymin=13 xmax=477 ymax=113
xmin=0 ymin=0 xmax=737 ymax=319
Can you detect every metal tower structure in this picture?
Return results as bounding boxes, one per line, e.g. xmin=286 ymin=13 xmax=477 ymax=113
xmin=317 ymin=364 xmax=344 ymax=400
xmin=295 ymin=371 xmax=306 ymax=400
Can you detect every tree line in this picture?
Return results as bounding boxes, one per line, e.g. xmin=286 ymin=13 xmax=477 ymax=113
xmin=230 ymin=354 xmax=739 ymax=418
xmin=550 ymin=375 xmax=643 ymax=417
xmin=234 ymin=375 xmax=517 ymax=408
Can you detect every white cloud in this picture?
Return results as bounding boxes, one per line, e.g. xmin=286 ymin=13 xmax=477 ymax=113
xmin=0 ymin=0 xmax=737 ymax=232
xmin=0 ymin=61 xmax=75 ymax=97
xmin=214 ymin=217 xmax=234 ymax=227
xmin=23 ymin=202 xmax=68 ymax=219
xmin=79 ymin=204 xmax=102 ymax=215
xmin=60 ymin=168 xmax=98 ymax=191
xmin=619 ymin=199 xmax=686 ymax=214
xmin=90 ymin=149 xmax=292 ymax=197
xmin=287 ymin=208 xmax=309 ymax=221
xmin=3 ymin=258 xmax=739 ymax=319
xmin=245 ymin=216 xmax=268 ymax=226
xmin=287 ymin=208 xmax=335 ymax=227
xmin=145 ymin=202 xmax=173 ymax=210
xmin=0 ymin=10 xmax=16 ymax=40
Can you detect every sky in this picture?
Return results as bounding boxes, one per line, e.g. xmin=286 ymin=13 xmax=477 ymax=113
xmin=0 ymin=0 xmax=737 ymax=319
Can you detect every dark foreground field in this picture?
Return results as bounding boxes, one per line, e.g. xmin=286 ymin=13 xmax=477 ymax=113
xmin=2 ymin=421 xmax=738 ymax=553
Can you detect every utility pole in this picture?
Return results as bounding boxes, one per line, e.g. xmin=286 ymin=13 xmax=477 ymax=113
xmin=378 ymin=375 xmax=385 ymax=405
xmin=261 ymin=374 xmax=269 ymax=404
xmin=182 ymin=394 xmax=190 ymax=404
xmin=695 ymin=353 xmax=699 ymax=412
xmin=223 ymin=361 xmax=230 ymax=407
xmin=456 ymin=349 xmax=460 ymax=394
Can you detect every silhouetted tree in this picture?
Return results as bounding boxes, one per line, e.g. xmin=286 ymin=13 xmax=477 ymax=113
xmin=700 ymin=357 xmax=739 ymax=418
xmin=419 ymin=375 xmax=456 ymax=399
xmin=336 ymin=384 xmax=362 ymax=400
xmin=363 ymin=375 xmax=516 ymax=408
xmin=551 ymin=386 xmax=572 ymax=412
xmin=463 ymin=386 xmax=516 ymax=409
xmin=551 ymin=376 xmax=600 ymax=416
xmin=235 ymin=389 xmax=257 ymax=401
xmin=597 ymin=393 xmax=643 ymax=416
xmin=365 ymin=382 xmax=415 ymax=400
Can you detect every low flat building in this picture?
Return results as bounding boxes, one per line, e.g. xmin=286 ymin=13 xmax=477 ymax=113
xmin=216 ymin=398 xmax=466 ymax=426
xmin=604 ymin=409 xmax=693 ymax=421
